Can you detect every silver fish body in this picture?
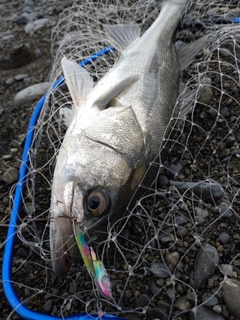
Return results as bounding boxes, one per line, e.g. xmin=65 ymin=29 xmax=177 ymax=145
xmin=50 ymin=0 xmax=189 ymax=276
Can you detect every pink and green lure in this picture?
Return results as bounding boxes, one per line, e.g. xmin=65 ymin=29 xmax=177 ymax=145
xmin=74 ymin=224 xmax=112 ymax=299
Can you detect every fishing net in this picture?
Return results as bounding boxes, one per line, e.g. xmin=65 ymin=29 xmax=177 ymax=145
xmin=5 ymin=0 xmax=240 ymax=319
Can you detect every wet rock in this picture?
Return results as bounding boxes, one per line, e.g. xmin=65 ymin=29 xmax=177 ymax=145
xmin=222 ymin=278 xmax=240 ymax=318
xmin=150 ymin=262 xmax=169 ymax=279
xmin=189 ymin=305 xmax=225 ymax=320
xmin=14 ymin=82 xmax=50 ymax=107
xmin=3 ymin=167 xmax=19 ymax=184
xmin=190 ymin=243 xmax=219 ymax=289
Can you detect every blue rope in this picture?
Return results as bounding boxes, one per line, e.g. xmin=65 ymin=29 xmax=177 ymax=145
xmin=2 ymin=46 xmax=127 ymax=320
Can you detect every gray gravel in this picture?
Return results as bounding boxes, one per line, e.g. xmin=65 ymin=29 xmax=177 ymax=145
xmin=1 ymin=1 xmax=240 ymax=320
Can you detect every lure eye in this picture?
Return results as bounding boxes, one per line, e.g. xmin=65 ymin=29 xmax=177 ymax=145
xmin=86 ymin=188 xmax=110 ymax=216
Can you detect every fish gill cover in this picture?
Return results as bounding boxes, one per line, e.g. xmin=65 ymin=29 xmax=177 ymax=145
xmin=3 ymin=0 xmax=240 ymax=319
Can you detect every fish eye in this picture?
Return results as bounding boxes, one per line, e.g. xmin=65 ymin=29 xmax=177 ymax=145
xmin=86 ymin=188 xmax=110 ymax=216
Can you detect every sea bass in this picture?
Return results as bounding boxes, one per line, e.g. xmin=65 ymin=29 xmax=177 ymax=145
xmin=50 ymin=0 xmax=190 ymax=276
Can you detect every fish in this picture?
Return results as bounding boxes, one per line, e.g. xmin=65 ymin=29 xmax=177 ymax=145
xmin=50 ymin=0 xmax=205 ymax=277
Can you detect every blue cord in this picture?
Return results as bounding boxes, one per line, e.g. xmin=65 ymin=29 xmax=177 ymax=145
xmin=2 ymin=46 xmax=127 ymax=320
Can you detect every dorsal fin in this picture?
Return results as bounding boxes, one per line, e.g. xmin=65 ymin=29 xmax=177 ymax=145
xmin=93 ymin=75 xmax=140 ymax=110
xmin=104 ymin=24 xmax=141 ymax=51
xmin=61 ymin=57 xmax=93 ymax=108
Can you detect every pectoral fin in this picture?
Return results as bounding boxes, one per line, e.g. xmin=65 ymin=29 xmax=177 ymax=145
xmin=50 ymin=216 xmax=79 ymax=277
xmin=61 ymin=57 xmax=93 ymax=108
xmin=93 ymin=75 xmax=139 ymax=110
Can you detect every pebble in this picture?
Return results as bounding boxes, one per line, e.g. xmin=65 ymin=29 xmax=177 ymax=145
xmin=198 ymin=77 xmax=213 ymax=105
xmin=219 ymin=264 xmax=233 ymax=277
xmin=135 ymin=294 xmax=150 ymax=308
xmin=5 ymin=78 xmax=15 ymax=85
xmin=218 ymin=148 xmax=230 ymax=159
xmin=23 ymin=202 xmax=34 ymax=216
xmin=190 ymin=243 xmax=219 ymax=289
xmin=165 ymin=251 xmax=180 ymax=267
xmin=3 ymin=167 xmax=19 ymax=184
xmin=167 ymin=163 xmax=183 ymax=177
xmin=218 ymin=202 xmax=232 ymax=218
xmin=222 ymin=278 xmax=240 ymax=318
xmin=147 ymin=304 xmax=170 ymax=320
xmin=173 ymin=296 xmax=190 ymax=311
xmin=202 ymin=292 xmax=218 ymax=307
xmin=14 ymin=82 xmax=50 ymax=107
xmin=189 ymin=306 xmax=225 ymax=320
xmin=15 ymin=74 xmax=28 ymax=81
xmin=150 ymin=262 xmax=169 ymax=279
xmin=16 ymin=247 xmax=29 ymax=259
xmin=219 ymin=232 xmax=230 ymax=244
xmin=44 ymin=299 xmax=53 ymax=313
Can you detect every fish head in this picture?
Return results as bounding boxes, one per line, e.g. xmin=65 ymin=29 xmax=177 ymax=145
xmin=50 ymin=106 xmax=147 ymax=275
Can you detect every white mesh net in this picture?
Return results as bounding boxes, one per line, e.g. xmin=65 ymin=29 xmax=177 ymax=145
xmin=6 ymin=0 xmax=240 ymax=319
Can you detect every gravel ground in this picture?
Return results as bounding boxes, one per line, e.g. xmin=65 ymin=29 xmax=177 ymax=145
xmin=1 ymin=1 xmax=240 ymax=320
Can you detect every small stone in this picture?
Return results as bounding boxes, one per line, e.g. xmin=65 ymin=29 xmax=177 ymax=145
xmin=14 ymin=74 xmax=28 ymax=81
xmin=44 ymin=299 xmax=53 ymax=313
xmin=5 ymin=78 xmax=15 ymax=85
xmin=161 ymin=234 xmax=175 ymax=244
xmin=135 ymin=294 xmax=150 ymax=308
xmin=190 ymin=243 xmax=219 ymax=289
xmin=166 ymin=251 xmax=180 ymax=267
xmin=176 ymin=226 xmax=188 ymax=238
xmin=33 ymin=18 xmax=49 ymax=26
xmin=23 ymin=202 xmax=34 ymax=216
xmin=202 ymin=292 xmax=218 ymax=307
xmin=14 ymin=82 xmax=50 ymax=107
xmin=173 ymin=296 xmax=190 ymax=311
xmin=189 ymin=306 xmax=225 ymax=320
xmin=212 ymin=305 xmax=222 ymax=314
xmin=2 ymin=154 xmax=12 ymax=160
xmin=222 ymin=278 xmax=240 ymax=318
xmin=218 ymin=148 xmax=230 ymax=159
xmin=158 ymin=175 xmax=168 ymax=187
xmin=16 ymin=247 xmax=29 ymax=259
xmin=219 ymin=232 xmax=230 ymax=244
xmin=168 ymin=163 xmax=183 ymax=177
xmin=219 ymin=264 xmax=233 ymax=277
xmin=150 ymin=262 xmax=169 ymax=279
xmin=3 ymin=167 xmax=19 ymax=184
xmin=24 ymin=22 xmax=34 ymax=34
xmin=218 ymin=202 xmax=232 ymax=218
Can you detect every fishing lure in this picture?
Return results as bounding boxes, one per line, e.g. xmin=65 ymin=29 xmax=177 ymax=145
xmin=74 ymin=223 xmax=112 ymax=299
